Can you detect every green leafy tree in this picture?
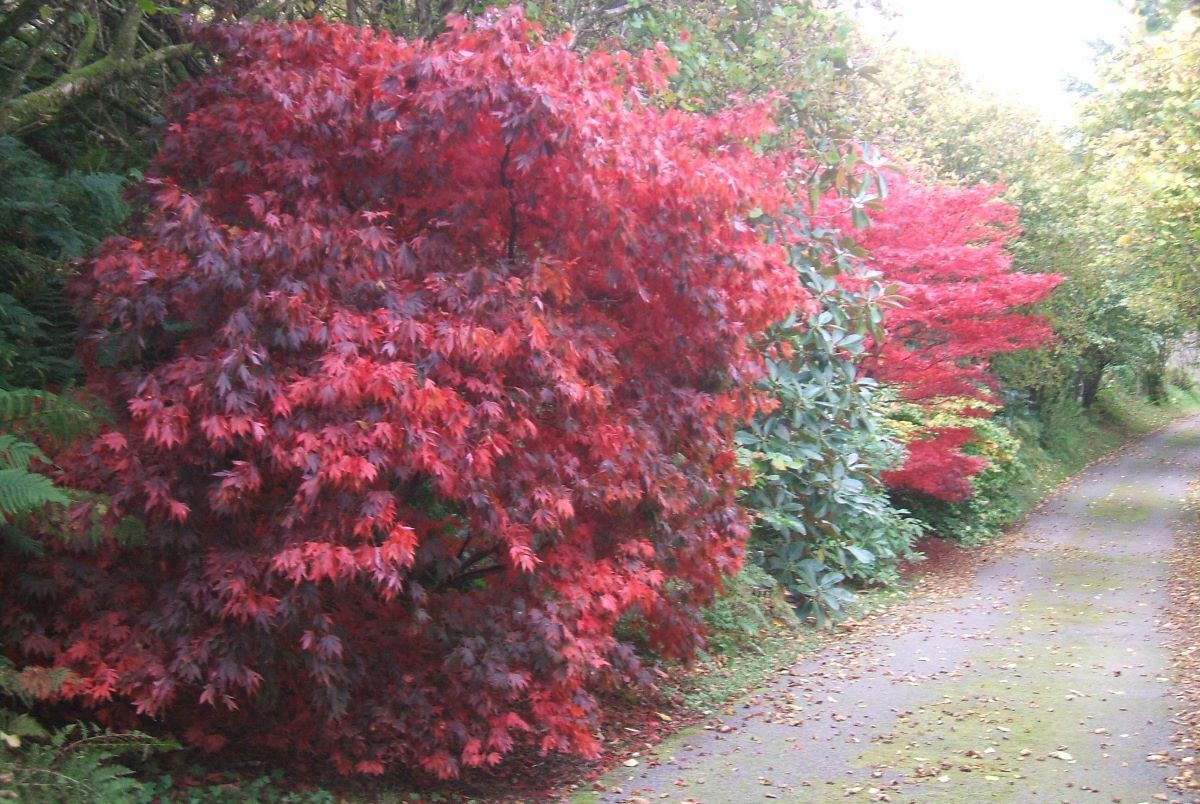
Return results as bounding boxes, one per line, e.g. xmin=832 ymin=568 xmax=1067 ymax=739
xmin=1080 ymin=13 xmax=1200 ymax=340
xmin=1133 ymin=0 xmax=1200 ymax=31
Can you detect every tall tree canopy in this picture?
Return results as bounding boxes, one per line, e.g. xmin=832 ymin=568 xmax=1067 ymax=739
xmin=1081 ymin=12 xmax=1200 ymax=335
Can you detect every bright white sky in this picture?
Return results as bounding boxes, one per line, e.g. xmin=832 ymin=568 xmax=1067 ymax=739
xmin=857 ymin=0 xmax=1137 ymax=126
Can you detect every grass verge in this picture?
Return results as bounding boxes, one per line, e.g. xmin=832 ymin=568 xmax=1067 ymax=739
xmin=1013 ymin=382 xmax=1200 ymax=519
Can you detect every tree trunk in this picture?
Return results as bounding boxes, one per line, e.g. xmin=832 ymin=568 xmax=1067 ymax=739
xmin=1079 ymin=352 xmax=1108 ymax=408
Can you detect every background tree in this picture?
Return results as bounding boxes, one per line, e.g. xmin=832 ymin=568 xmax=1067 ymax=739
xmin=842 ymin=39 xmax=1177 ymax=410
xmin=831 ymin=30 xmax=1199 ymax=543
xmin=0 ymin=0 xmax=211 ymax=142
xmin=1133 ymin=0 xmax=1200 ymax=31
xmin=1079 ymin=12 xmax=1200 ymax=360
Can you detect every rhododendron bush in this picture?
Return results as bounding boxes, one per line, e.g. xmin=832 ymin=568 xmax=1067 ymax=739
xmin=843 ymin=175 xmax=1062 ymax=500
xmin=1 ymin=12 xmax=807 ymax=777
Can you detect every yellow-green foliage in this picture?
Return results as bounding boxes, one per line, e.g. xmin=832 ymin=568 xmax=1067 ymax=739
xmin=885 ymin=398 xmax=1028 ymax=544
xmin=886 ymin=397 xmax=1020 ymax=467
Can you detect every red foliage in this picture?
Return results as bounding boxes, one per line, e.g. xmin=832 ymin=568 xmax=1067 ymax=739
xmin=2 ymin=12 xmax=804 ymax=777
xmin=852 ymin=176 xmax=1061 ymax=401
xmin=880 ymin=428 xmax=986 ymax=501
xmin=843 ymin=174 xmax=1061 ymax=500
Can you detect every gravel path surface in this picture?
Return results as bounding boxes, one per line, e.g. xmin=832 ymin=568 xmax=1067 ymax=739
xmin=593 ymin=415 xmax=1200 ymax=804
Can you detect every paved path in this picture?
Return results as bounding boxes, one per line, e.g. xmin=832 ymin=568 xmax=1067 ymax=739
xmin=596 ymin=415 xmax=1200 ymax=803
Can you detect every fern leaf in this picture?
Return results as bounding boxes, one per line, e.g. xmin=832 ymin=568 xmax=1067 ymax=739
xmin=0 ymin=467 xmax=68 ymax=517
xmin=0 ymin=387 xmax=50 ymax=421
xmin=0 ymin=388 xmax=96 ymax=442
xmin=0 ymin=434 xmax=48 ymax=471
xmin=4 ymin=721 xmax=175 ymax=803
xmin=0 ymin=292 xmax=50 ymax=331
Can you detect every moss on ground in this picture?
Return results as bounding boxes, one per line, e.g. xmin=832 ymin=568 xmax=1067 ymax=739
xmin=644 ymin=726 xmax=706 ymax=762
xmin=1087 ymin=483 xmax=1165 ymax=525
xmin=1165 ymin=428 xmax=1200 ymax=450
xmin=851 ymin=628 xmax=1144 ymax=801
xmin=849 ymin=540 xmax=1168 ymax=802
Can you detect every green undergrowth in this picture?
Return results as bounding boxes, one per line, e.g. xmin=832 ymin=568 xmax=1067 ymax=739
xmin=676 ymin=577 xmax=910 ymax=713
xmin=700 ymin=563 xmax=801 ymax=657
xmin=130 ymin=770 xmax=337 ymax=803
xmin=903 ymin=380 xmax=1200 ymax=546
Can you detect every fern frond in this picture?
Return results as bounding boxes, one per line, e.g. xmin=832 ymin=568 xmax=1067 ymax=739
xmin=1 ymin=712 xmax=48 ymax=743
xmin=0 ymin=435 xmax=49 ymax=471
xmin=0 ymin=292 xmax=50 ymax=331
xmin=56 ymin=725 xmax=180 ymax=758
xmin=0 ymin=467 xmax=69 ymax=518
xmin=0 ymin=388 xmax=96 ymax=442
xmin=0 ymin=387 xmax=54 ymax=422
xmin=2 ymin=720 xmax=176 ymax=802
xmin=57 ymin=173 xmax=128 ymax=244
xmin=9 ymin=760 xmax=134 ymax=801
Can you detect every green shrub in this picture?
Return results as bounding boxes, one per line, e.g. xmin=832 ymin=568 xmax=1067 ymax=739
xmin=0 ymin=658 xmax=177 ymax=802
xmin=702 ymin=564 xmax=799 ymax=656
xmin=889 ymin=401 xmax=1031 ymax=545
xmin=897 ymin=379 xmax=1200 ymax=545
xmin=740 ymin=233 xmax=919 ymax=627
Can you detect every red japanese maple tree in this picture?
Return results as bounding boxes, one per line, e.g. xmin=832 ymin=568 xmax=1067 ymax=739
xmin=3 ymin=12 xmax=806 ymax=776
xmin=842 ymin=174 xmax=1061 ymax=500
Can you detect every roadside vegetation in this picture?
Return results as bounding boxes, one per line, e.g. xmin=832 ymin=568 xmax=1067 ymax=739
xmin=1 ymin=0 xmax=1198 ymax=800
